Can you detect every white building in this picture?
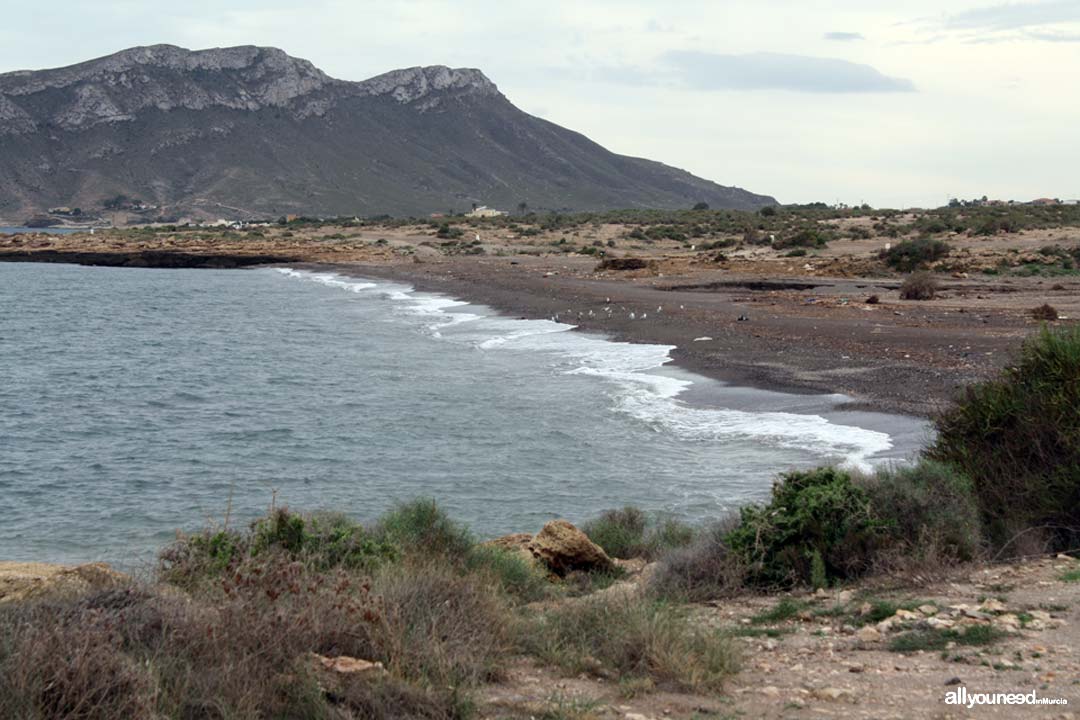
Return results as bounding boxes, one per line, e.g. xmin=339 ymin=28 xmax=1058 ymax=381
xmin=465 ymin=205 xmax=506 ymax=218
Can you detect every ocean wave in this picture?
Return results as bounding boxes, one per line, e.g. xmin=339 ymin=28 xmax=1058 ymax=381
xmin=274 ymin=267 xmax=894 ymax=470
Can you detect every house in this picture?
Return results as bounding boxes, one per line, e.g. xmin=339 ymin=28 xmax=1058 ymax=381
xmin=465 ymin=205 xmax=506 ymax=218
xmin=1030 ymin=198 xmax=1062 ymax=206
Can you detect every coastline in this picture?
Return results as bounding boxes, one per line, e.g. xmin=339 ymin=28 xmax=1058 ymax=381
xmin=318 ymin=256 xmax=1001 ymax=418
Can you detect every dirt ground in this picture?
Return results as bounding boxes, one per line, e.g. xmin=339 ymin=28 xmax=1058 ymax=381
xmin=477 ymin=555 xmax=1080 ymax=720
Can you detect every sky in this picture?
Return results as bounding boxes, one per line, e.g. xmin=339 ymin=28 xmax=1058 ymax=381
xmin=1 ymin=0 xmax=1078 ymax=208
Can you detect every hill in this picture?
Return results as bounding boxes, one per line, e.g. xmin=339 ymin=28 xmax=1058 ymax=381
xmin=0 ymin=45 xmax=776 ymax=222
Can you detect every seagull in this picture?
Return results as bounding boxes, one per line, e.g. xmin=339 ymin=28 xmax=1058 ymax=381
xmin=629 ymin=312 xmax=636 ymax=320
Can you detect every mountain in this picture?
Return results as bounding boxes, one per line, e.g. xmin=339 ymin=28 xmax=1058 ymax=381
xmin=0 ymin=45 xmax=776 ymax=222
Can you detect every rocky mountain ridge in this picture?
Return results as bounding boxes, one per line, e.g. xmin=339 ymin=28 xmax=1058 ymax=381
xmin=0 ymin=45 xmax=776 ymax=221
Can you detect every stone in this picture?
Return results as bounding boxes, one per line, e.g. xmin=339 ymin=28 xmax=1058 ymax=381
xmin=979 ymin=598 xmax=1007 ymax=613
xmin=528 ymin=520 xmax=614 ymax=575
xmin=0 ymin=561 xmax=129 ymax=604
xmin=837 ymin=590 xmax=853 ymax=603
xmin=926 ymin=616 xmax=955 ymax=630
xmin=918 ymin=604 xmax=938 ymax=616
xmin=812 ymin=687 xmax=855 ymax=703
xmin=857 ymin=626 xmax=882 ymax=642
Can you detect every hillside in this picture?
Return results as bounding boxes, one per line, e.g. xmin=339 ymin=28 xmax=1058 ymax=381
xmin=0 ymin=45 xmax=776 ymax=222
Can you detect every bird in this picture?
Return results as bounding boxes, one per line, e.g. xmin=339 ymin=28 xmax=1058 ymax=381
xmin=629 ymin=312 xmax=636 ymax=320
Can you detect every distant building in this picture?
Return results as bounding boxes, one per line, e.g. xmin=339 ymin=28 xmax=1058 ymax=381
xmin=465 ymin=205 xmax=506 ymax=218
xmin=1030 ymin=198 xmax=1062 ymax=206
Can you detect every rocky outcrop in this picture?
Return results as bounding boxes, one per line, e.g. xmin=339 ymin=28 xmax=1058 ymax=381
xmin=527 ymin=520 xmax=615 ymax=576
xmin=0 ymin=561 xmax=129 ymax=604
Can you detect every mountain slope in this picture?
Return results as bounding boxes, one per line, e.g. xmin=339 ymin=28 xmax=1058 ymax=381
xmin=0 ymin=45 xmax=776 ymax=221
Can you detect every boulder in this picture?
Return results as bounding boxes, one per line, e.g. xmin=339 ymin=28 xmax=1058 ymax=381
xmin=528 ymin=520 xmax=614 ymax=576
xmin=0 ymin=561 xmax=129 ymax=604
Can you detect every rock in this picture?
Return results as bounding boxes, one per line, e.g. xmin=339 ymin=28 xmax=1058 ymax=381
xmin=979 ymin=598 xmax=1007 ymax=613
xmin=993 ymin=614 xmax=1022 ymax=632
xmin=812 ymin=687 xmax=855 ymax=703
xmin=484 ymin=532 xmax=534 ymax=552
xmin=857 ymin=626 xmax=882 ymax=642
xmin=893 ymin=608 xmax=921 ymax=621
xmin=528 ymin=520 xmax=614 ymax=575
xmin=761 ymin=686 xmax=781 ymax=697
xmin=918 ymin=604 xmax=938 ymax=616
xmin=926 ymin=616 xmax=955 ymax=630
xmin=612 ymin=557 xmax=648 ymax=575
xmin=945 ymin=676 xmax=963 ymax=686
xmin=0 ymin=561 xmax=129 ymax=604
xmin=838 ymin=590 xmax=853 ymax=603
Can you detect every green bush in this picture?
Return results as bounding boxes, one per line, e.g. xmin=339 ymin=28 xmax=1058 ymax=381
xmin=159 ymin=508 xmax=396 ymax=588
xmin=929 ymin=326 xmax=1080 ymax=553
xmin=374 ymin=498 xmax=474 ymax=559
xmin=773 ymin=226 xmax=830 ymax=249
xmin=881 ymin=238 xmax=952 ymax=272
xmin=465 ymin=545 xmax=552 ymax=604
xmin=582 ymin=507 xmax=696 ymax=560
xmin=859 ymin=460 xmax=983 ymax=565
xmin=725 ymin=468 xmax=885 ymax=588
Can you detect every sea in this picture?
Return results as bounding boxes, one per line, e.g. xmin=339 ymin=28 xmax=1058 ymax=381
xmin=0 ymin=263 xmax=930 ymax=568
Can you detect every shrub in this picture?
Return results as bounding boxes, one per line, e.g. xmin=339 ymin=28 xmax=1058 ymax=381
xmin=899 ymin=271 xmax=938 ymax=300
xmin=881 ymin=238 xmax=952 ymax=272
xmin=0 ymin=567 xmax=464 ymax=720
xmin=773 ymin=227 xmax=829 ymax=249
xmin=582 ymin=507 xmax=695 ymax=560
xmin=1032 ymin=303 xmax=1059 ymax=321
xmin=929 ymin=326 xmax=1080 ymax=553
xmin=374 ymin=498 xmax=474 ymax=559
xmin=597 ymin=257 xmax=649 ymax=271
xmin=521 ymin=598 xmax=738 ymax=692
xmin=159 ymin=508 xmax=395 ymax=589
xmin=371 ymin=560 xmax=512 ymax=687
xmin=859 ymin=460 xmax=983 ymax=568
xmin=647 ymin=519 xmax=746 ymax=602
xmin=725 ymin=468 xmax=885 ymax=588
xmin=465 ymin=545 xmax=552 ymax=604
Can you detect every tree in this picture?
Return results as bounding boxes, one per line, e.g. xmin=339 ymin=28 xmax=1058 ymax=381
xmin=517 ymin=201 xmax=528 ymax=215
xmin=692 ymin=202 xmax=709 ymax=211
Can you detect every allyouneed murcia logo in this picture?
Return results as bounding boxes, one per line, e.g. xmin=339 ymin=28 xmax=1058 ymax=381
xmin=945 ymin=686 xmax=1069 ymax=709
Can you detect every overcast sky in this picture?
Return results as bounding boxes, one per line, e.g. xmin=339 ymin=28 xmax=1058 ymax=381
xmin=1 ymin=0 xmax=1077 ymax=207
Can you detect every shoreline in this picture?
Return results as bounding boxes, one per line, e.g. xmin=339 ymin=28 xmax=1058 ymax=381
xmin=317 ymin=258 xmax=981 ymax=418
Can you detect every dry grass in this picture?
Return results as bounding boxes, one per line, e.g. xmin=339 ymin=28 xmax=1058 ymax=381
xmin=899 ymin=271 xmax=938 ymax=300
xmin=519 ymin=597 xmax=738 ymax=693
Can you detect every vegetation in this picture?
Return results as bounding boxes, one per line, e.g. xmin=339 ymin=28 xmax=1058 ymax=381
xmin=899 ymin=271 xmax=938 ymax=300
xmin=929 ymin=326 xmax=1080 ymax=554
xmin=880 ymin=238 xmax=952 ymax=272
xmin=582 ymin=507 xmax=695 ymax=560
xmin=521 ymin=598 xmax=738 ymax=692
xmin=725 ymin=468 xmax=884 ymax=589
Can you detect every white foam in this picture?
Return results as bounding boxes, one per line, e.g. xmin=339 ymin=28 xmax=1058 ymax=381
xmin=274 ymin=267 xmax=894 ymax=470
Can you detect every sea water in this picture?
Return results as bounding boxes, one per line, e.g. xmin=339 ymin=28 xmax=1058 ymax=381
xmin=0 ymin=263 xmax=929 ymax=567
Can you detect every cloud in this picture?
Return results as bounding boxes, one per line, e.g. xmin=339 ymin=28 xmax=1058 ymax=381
xmin=824 ymin=31 xmax=865 ymax=41
xmin=661 ymin=51 xmax=914 ymax=93
xmin=1027 ymin=28 xmax=1080 ymax=40
xmin=944 ymin=0 xmax=1080 ymax=30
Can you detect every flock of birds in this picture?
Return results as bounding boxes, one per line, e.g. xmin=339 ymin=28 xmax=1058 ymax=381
xmin=549 ymin=300 xmax=749 ymax=324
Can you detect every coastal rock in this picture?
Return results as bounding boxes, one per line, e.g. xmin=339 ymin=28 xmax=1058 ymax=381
xmin=482 ymin=533 xmax=540 ymax=567
xmin=528 ymin=520 xmax=614 ymax=576
xmin=0 ymin=561 xmax=129 ymax=604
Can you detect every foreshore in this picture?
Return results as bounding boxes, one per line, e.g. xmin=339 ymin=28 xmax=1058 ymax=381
xmin=323 ymin=255 xmax=1029 ymax=417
